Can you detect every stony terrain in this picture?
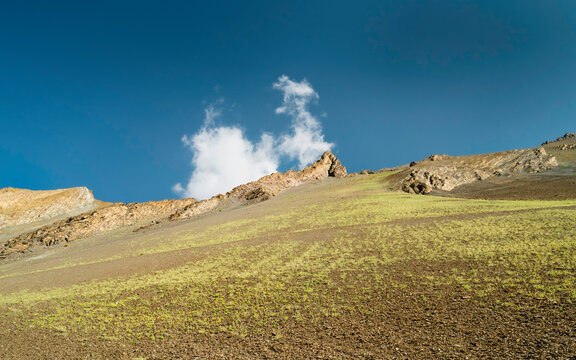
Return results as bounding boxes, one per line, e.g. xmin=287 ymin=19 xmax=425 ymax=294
xmin=3 ymin=135 xmax=575 ymax=258
xmin=1 ymin=134 xmax=575 ymax=359
xmin=542 ymin=132 xmax=576 ymax=145
xmin=3 ymin=134 xmax=575 ymax=259
xmin=400 ymin=147 xmax=557 ymax=194
xmin=1 ymin=162 xmax=575 ymax=359
xmin=0 ymin=198 xmax=198 ymax=257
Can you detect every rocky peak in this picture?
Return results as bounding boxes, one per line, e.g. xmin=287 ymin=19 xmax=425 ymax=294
xmin=541 ymin=132 xmax=576 ymax=145
xmin=170 ymin=151 xmax=347 ymax=220
xmin=324 ymin=151 xmax=348 ymax=177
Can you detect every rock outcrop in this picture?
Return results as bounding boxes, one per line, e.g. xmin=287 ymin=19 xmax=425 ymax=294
xmin=0 ymin=187 xmax=96 ymax=228
xmin=559 ymin=144 xmax=576 ymax=150
xmin=1 ymin=151 xmax=347 ymax=257
xmin=1 ymin=198 xmax=197 ymax=256
xmin=542 ymin=132 xmax=576 ymax=145
xmin=402 ymin=147 xmax=558 ymax=194
xmin=170 ymin=151 xmax=347 ymax=220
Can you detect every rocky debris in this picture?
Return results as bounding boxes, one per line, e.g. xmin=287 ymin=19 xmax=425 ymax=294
xmin=360 ymin=170 xmax=375 ymax=175
xmin=402 ymin=147 xmax=558 ymax=195
xmin=1 ymin=198 xmax=196 ymax=257
xmin=559 ymin=144 xmax=576 ymax=150
xmin=133 ymin=220 xmax=161 ymax=233
xmin=170 ymin=151 xmax=347 ymax=221
xmin=502 ymin=147 xmax=557 ymax=173
xmin=427 ymin=154 xmax=451 ymax=162
xmin=542 ymin=132 xmax=576 ymax=145
xmin=0 ymin=187 xmax=96 ymax=228
xmin=169 ymin=196 xmax=223 ymax=221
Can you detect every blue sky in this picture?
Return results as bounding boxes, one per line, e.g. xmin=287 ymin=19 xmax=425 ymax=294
xmin=1 ymin=0 xmax=575 ymax=202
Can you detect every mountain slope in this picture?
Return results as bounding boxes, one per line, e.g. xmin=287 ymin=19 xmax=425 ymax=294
xmin=0 ymin=151 xmax=346 ymax=257
xmin=0 ymin=165 xmax=575 ymax=358
xmin=3 ymin=133 xmax=576 ymax=260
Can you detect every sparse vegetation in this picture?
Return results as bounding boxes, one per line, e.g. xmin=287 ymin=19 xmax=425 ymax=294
xmin=1 ymin=171 xmax=575 ymax=358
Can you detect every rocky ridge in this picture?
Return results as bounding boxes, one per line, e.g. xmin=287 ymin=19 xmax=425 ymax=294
xmin=0 ymin=187 xmax=96 ymax=229
xmin=1 ymin=198 xmax=197 ymax=256
xmin=402 ymin=147 xmax=558 ymax=194
xmin=1 ymin=138 xmax=567 ymax=257
xmin=559 ymin=144 xmax=576 ymax=151
xmin=169 ymin=151 xmax=347 ymax=220
xmin=542 ymin=132 xmax=576 ymax=145
xmin=1 ymin=151 xmax=346 ymax=257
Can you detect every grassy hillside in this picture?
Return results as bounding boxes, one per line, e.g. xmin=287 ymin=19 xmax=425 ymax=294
xmin=1 ymin=172 xmax=575 ymax=359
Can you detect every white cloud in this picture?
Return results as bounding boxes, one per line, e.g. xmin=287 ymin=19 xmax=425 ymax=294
xmin=274 ymin=75 xmax=333 ymax=168
xmin=174 ymin=75 xmax=333 ymax=200
xmin=174 ymin=122 xmax=278 ymax=200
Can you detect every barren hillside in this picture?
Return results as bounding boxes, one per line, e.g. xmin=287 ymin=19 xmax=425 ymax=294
xmin=1 ymin=136 xmax=575 ymax=359
xmin=0 ymin=151 xmax=346 ymax=257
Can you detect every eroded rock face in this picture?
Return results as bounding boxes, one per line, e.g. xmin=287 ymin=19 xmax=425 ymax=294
xmin=428 ymin=154 xmax=451 ymax=162
xmin=0 ymin=187 xmax=96 ymax=229
xmin=402 ymin=147 xmax=558 ymax=195
xmin=401 ymin=172 xmax=433 ymax=194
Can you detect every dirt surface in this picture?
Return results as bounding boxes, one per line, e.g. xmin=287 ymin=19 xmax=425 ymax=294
xmin=2 ymin=280 xmax=574 ymax=360
xmin=1 ymin=137 xmax=576 ymax=359
xmin=436 ymin=172 xmax=576 ymax=200
xmin=1 ymin=174 xmax=576 ymax=359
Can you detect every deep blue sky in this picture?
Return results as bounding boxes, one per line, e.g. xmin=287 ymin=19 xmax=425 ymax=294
xmin=1 ymin=0 xmax=575 ymax=202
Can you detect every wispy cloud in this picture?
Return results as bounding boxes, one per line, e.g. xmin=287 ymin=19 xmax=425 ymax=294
xmin=274 ymin=75 xmax=333 ymax=168
xmin=174 ymin=75 xmax=333 ymax=200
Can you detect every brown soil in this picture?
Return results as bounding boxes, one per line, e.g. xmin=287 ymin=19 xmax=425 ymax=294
xmin=2 ymin=251 xmax=575 ymax=358
xmin=1 ymin=138 xmax=575 ymax=359
xmin=1 ymin=177 xmax=575 ymax=359
xmin=2 ymin=278 xmax=574 ymax=360
xmin=437 ymin=173 xmax=576 ymax=200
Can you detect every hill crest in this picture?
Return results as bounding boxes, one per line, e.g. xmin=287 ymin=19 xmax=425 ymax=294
xmin=0 ymin=187 xmax=96 ymax=229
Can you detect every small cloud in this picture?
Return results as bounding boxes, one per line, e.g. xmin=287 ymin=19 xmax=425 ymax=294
xmin=274 ymin=75 xmax=333 ymax=168
xmin=172 ymin=182 xmax=185 ymax=195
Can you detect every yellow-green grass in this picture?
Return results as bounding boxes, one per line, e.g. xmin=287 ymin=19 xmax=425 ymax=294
xmin=1 ymin=174 xmax=575 ymax=342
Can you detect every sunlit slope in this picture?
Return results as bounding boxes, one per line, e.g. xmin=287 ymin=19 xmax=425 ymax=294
xmin=1 ymin=172 xmax=575 ymax=358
